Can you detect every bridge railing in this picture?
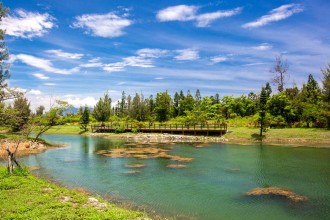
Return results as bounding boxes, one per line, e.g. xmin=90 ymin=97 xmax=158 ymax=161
xmin=91 ymin=123 xmax=227 ymax=132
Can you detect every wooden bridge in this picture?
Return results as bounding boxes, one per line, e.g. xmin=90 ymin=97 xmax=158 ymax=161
xmin=91 ymin=124 xmax=227 ymax=136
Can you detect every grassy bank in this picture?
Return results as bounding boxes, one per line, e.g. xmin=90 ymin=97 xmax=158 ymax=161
xmin=0 ymin=167 xmax=148 ymax=220
xmin=224 ymin=127 xmax=330 ymax=145
xmin=44 ymin=124 xmax=330 ymax=145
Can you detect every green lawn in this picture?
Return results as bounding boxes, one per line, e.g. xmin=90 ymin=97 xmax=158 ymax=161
xmin=0 ymin=167 xmax=148 ymax=220
xmin=45 ymin=124 xmax=87 ymax=135
xmin=224 ymin=127 xmax=330 ymax=142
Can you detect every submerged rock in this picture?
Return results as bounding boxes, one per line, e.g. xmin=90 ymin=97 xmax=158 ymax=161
xmin=125 ymin=163 xmax=145 ymax=168
xmin=166 ymin=164 xmax=187 ymax=169
xmin=245 ymin=187 xmax=308 ymax=202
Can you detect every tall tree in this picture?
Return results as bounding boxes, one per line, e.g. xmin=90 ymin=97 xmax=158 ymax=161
xmin=35 ymin=105 xmax=45 ymax=116
xmin=270 ymin=55 xmax=289 ymax=93
xmin=173 ymin=92 xmax=180 ymax=117
xmin=259 ymin=87 xmax=268 ymax=137
xmin=321 ymin=64 xmax=330 ymax=102
xmin=79 ymin=106 xmax=90 ymax=132
xmin=265 ymin=82 xmax=272 ymax=98
xmin=119 ymin=91 xmax=126 ymax=117
xmin=195 ymin=89 xmax=201 ymax=104
xmin=93 ymin=92 xmax=111 ymax=124
xmin=321 ymin=64 xmax=330 ymax=129
xmin=12 ymin=96 xmax=31 ymax=131
xmin=0 ymin=3 xmax=9 ymax=102
xmin=155 ymin=91 xmax=172 ymax=122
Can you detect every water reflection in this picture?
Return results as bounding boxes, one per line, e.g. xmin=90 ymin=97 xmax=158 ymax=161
xmin=21 ymin=135 xmax=330 ymax=220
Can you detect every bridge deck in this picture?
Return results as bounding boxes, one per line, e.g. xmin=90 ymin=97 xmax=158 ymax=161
xmin=91 ymin=124 xmax=227 ymax=136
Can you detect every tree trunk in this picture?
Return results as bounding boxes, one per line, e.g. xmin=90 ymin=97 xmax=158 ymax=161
xmin=7 ymin=152 xmax=13 ymax=175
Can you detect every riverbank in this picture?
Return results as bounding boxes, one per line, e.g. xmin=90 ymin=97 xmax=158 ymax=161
xmin=0 ymin=136 xmax=63 ymax=157
xmin=0 ymin=167 xmax=149 ymax=219
xmin=43 ymin=124 xmax=330 ymax=146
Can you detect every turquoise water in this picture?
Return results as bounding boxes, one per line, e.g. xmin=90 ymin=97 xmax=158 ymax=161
xmin=22 ymin=135 xmax=330 ymax=219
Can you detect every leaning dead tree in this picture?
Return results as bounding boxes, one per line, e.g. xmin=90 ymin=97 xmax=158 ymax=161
xmin=5 ymin=139 xmax=21 ymax=175
xmin=270 ymin=55 xmax=289 ymax=93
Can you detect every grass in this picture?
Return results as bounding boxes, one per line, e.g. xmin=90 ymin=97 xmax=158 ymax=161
xmin=0 ymin=166 xmax=148 ymax=220
xmin=44 ymin=124 xmax=88 ymax=135
xmin=224 ymin=127 xmax=330 ymax=144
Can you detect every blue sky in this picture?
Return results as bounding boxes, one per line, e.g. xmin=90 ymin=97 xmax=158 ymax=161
xmin=2 ymin=0 xmax=330 ymax=110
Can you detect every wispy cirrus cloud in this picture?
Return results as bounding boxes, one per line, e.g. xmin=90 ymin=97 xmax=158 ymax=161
xmin=243 ymin=4 xmax=303 ymax=28
xmin=210 ymin=55 xmax=228 ymax=64
xmin=82 ymin=48 xmax=168 ymax=73
xmin=175 ymin=49 xmax=200 ymax=61
xmin=251 ymin=43 xmax=273 ymax=51
xmin=196 ymin=8 xmax=242 ymax=27
xmin=46 ymin=49 xmax=84 ymax=59
xmin=136 ymin=48 xmax=168 ymax=58
xmin=33 ymin=73 xmax=49 ymax=80
xmin=13 ymin=54 xmax=79 ymax=75
xmin=72 ymin=12 xmax=132 ymax=38
xmin=1 ymin=9 xmax=55 ymax=38
xmin=157 ymin=5 xmax=241 ymax=27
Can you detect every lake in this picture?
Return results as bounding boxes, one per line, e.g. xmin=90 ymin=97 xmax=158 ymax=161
xmin=22 ymin=135 xmax=330 ymax=219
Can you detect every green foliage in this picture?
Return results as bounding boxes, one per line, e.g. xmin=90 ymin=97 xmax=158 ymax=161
xmin=93 ymin=92 xmax=111 ymax=123
xmin=79 ymin=106 xmax=90 ymax=132
xmin=155 ymin=91 xmax=172 ymax=122
xmin=11 ymin=96 xmax=31 ymax=131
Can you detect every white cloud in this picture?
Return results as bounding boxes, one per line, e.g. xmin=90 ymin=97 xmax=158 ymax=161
xmin=64 ymin=96 xmax=97 ymax=108
xmin=157 ymin=5 xmax=241 ymax=27
xmin=136 ymin=48 xmax=168 ymax=58
xmin=80 ymin=62 xmax=103 ymax=68
xmin=29 ymin=89 xmax=42 ymax=95
xmin=88 ymin=57 xmax=101 ymax=63
xmin=196 ymin=8 xmax=242 ymax=27
xmin=251 ymin=43 xmax=273 ymax=51
xmin=33 ymin=73 xmax=49 ymax=80
xmin=122 ymin=56 xmax=154 ymax=68
xmin=243 ymin=4 xmax=303 ymax=28
xmin=15 ymin=54 xmax=80 ymax=75
xmin=157 ymin=5 xmax=198 ymax=22
xmin=1 ymin=9 xmax=55 ymax=38
xmin=46 ymin=49 xmax=84 ymax=59
xmin=175 ymin=49 xmax=200 ymax=61
xmin=210 ymin=56 xmax=228 ymax=64
xmin=72 ymin=12 xmax=132 ymax=38
xmin=44 ymin=83 xmax=56 ymax=86
xmin=154 ymin=77 xmax=164 ymax=80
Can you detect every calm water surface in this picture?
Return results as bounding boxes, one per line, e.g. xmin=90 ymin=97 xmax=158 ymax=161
xmin=22 ymin=135 xmax=330 ymax=220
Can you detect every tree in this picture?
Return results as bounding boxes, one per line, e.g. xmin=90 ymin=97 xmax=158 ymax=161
xmin=259 ymin=87 xmax=268 ymax=137
xmin=31 ymin=100 xmax=71 ymax=141
xmin=119 ymin=91 xmax=126 ymax=117
xmin=321 ymin=64 xmax=330 ymax=128
xmin=0 ymin=3 xmax=9 ymax=102
xmin=321 ymin=64 xmax=330 ymax=102
xmin=270 ymin=55 xmax=289 ymax=93
xmin=155 ymin=91 xmax=172 ymax=122
xmin=93 ymin=92 xmax=111 ymax=124
xmin=12 ymin=96 xmax=31 ymax=131
xmin=79 ymin=106 xmax=90 ymax=132
xmin=265 ymin=82 xmax=272 ymax=98
xmin=36 ymin=105 xmax=45 ymax=116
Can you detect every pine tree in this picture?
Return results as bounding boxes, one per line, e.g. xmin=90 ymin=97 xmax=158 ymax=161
xmin=259 ymin=87 xmax=268 ymax=137
xmin=12 ymin=96 xmax=31 ymax=131
xmin=80 ymin=106 xmax=90 ymax=132
xmin=93 ymin=92 xmax=111 ymax=125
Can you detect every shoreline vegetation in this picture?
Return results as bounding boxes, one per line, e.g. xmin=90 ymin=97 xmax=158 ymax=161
xmin=0 ymin=167 xmax=150 ymax=220
xmin=43 ymin=124 xmax=330 ymax=147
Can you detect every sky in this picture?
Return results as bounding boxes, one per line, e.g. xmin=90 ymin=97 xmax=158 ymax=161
xmin=2 ymin=0 xmax=330 ymax=110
